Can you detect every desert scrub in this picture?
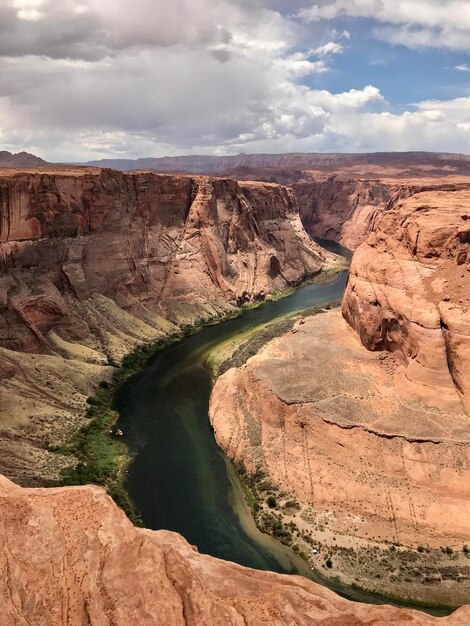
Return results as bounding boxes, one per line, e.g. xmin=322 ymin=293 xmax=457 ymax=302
xmin=233 ymin=461 xmax=297 ymax=547
xmin=57 ymin=319 xmax=217 ymax=523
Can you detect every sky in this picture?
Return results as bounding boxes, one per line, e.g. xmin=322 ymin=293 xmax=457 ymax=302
xmin=0 ymin=0 xmax=470 ymax=161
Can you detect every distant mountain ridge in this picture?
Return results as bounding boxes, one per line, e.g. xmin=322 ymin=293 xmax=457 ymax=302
xmin=4 ymin=149 xmax=470 ymax=176
xmin=0 ymin=151 xmax=48 ymax=168
xmin=81 ymin=151 xmax=470 ymax=174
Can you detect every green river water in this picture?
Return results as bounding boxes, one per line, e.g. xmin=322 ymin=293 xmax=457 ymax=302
xmin=114 ymin=242 xmax=450 ymax=616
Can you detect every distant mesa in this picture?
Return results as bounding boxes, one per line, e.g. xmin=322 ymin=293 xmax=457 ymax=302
xmin=4 ymin=149 xmax=470 ymax=177
xmin=0 ymin=150 xmax=48 ymax=168
xmin=80 ymin=151 xmax=470 ymax=176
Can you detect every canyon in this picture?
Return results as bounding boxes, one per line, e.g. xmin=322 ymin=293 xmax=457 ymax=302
xmin=83 ymin=151 xmax=470 ymax=176
xmin=1 ymin=155 xmax=470 ymax=622
xmin=0 ymin=166 xmax=336 ymax=485
xmin=210 ymin=177 xmax=470 ymax=605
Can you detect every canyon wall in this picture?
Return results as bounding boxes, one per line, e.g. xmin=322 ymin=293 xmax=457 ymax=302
xmin=210 ymin=308 xmax=470 ymax=604
xmin=294 ymin=177 xmax=470 ymax=250
xmin=0 ymin=168 xmax=330 ymax=356
xmin=209 ymin=186 xmax=470 ymax=604
xmin=0 ymin=167 xmax=338 ymax=485
xmin=1 ymin=473 xmax=469 ymax=625
xmin=342 ymin=189 xmax=470 ymax=413
xmin=83 ymin=151 xmax=470 ymax=175
xmin=76 ymin=153 xmax=470 ymax=252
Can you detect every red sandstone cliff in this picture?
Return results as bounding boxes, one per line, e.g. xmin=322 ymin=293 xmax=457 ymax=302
xmin=0 ymin=474 xmax=468 ymax=625
xmin=0 ymin=168 xmax=331 ymax=356
xmin=0 ymin=167 xmax=339 ymax=485
xmin=185 ymin=159 xmax=470 ymax=250
xmin=209 ymin=185 xmax=470 ymax=605
xmin=74 ymin=153 xmax=470 ymax=251
xmin=343 ymin=189 xmax=470 ymax=412
xmin=294 ymin=176 xmax=470 ymax=249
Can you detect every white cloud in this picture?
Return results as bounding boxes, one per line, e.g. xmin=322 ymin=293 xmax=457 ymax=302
xmin=274 ymin=53 xmax=329 ymax=77
xmin=297 ymin=1 xmax=470 ymax=50
xmin=454 ymin=64 xmax=470 ymax=72
xmin=0 ymin=0 xmax=469 ymax=160
xmin=310 ymin=41 xmax=343 ymax=56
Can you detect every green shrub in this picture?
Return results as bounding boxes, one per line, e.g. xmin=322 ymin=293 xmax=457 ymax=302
xmin=266 ymin=495 xmax=277 ymax=509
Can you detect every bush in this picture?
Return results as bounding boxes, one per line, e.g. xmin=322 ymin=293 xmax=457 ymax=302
xmin=284 ymin=499 xmax=301 ymax=510
xmin=326 ymin=558 xmax=333 ymax=569
xmin=266 ymin=495 xmax=277 ymax=509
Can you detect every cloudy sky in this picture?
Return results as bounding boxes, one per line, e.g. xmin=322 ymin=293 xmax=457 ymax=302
xmin=1 ymin=0 xmax=470 ymax=161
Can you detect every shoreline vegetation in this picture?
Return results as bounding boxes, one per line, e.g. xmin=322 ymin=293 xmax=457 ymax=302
xmin=55 ymin=255 xmax=460 ymax=613
xmin=55 ymin=268 xmax=343 ymax=524
xmin=231 ymin=459 xmax=459 ymax=615
xmin=54 ymin=261 xmax=461 ymax=613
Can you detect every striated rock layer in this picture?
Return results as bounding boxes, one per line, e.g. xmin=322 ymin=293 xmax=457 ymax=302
xmin=207 ymin=163 xmax=470 ymax=251
xmin=0 ymin=473 xmax=469 ymax=625
xmin=343 ymin=189 xmax=470 ymax=413
xmin=0 ymin=167 xmax=338 ymax=485
xmin=210 ymin=189 xmax=470 ymax=604
xmin=210 ymin=309 xmax=470 ymax=605
xmin=0 ymin=167 xmax=329 ymax=355
xmin=80 ymin=152 xmax=470 ymax=250
xmin=294 ymin=176 xmax=470 ymax=250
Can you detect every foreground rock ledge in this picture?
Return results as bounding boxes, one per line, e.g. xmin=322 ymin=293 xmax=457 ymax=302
xmin=0 ymin=474 xmax=468 ymax=625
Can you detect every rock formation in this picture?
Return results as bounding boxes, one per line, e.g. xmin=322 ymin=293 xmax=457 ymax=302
xmin=0 ymin=167 xmax=338 ymax=484
xmin=100 ymin=152 xmax=470 ymax=250
xmin=1 ymin=473 xmax=469 ymax=625
xmin=210 ymin=188 xmax=470 ymax=605
xmin=2 ymin=159 xmax=470 ymax=619
xmin=76 ymin=154 xmax=470 ymax=250
xmin=83 ymin=151 xmax=470 ymax=175
xmin=343 ymin=189 xmax=470 ymax=412
xmin=294 ymin=176 xmax=470 ymax=250
xmin=0 ymin=168 xmax=330 ymax=355
xmin=0 ymin=151 xmax=48 ymax=168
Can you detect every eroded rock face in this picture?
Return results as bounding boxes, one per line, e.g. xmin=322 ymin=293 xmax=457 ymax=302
xmin=0 ymin=167 xmax=339 ymax=485
xmin=0 ymin=473 xmax=469 ymax=626
xmin=210 ymin=309 xmax=470 ymax=605
xmin=294 ymin=177 xmax=470 ymax=250
xmin=0 ymin=168 xmax=329 ymax=356
xmin=343 ymin=189 xmax=470 ymax=413
xmin=208 ymin=188 xmax=470 ymax=603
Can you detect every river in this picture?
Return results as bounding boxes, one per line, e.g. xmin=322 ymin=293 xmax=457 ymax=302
xmin=113 ymin=243 xmax=448 ymax=614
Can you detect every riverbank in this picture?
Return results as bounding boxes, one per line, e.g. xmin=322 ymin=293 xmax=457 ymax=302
xmin=56 ymin=262 xmax=347 ymax=523
xmin=209 ymin=307 xmax=470 ymax=611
